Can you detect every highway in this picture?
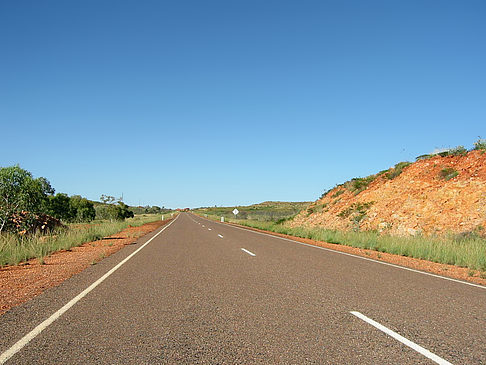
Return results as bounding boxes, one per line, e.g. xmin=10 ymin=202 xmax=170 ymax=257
xmin=1 ymin=213 xmax=485 ymax=364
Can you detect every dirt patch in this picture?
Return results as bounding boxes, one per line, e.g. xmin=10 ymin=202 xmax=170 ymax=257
xmin=0 ymin=219 xmax=172 ymax=316
xmin=227 ymin=222 xmax=486 ymax=287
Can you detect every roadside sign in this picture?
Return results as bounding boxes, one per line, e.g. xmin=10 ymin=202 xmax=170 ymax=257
xmin=232 ymin=208 xmax=239 ymax=216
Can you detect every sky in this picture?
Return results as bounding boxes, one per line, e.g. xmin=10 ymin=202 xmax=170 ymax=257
xmin=1 ymin=0 xmax=485 ymax=208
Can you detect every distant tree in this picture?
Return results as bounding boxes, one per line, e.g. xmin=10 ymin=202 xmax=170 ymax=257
xmin=0 ymin=165 xmax=54 ymax=232
xmin=100 ymin=194 xmax=116 ymax=205
xmin=70 ymin=195 xmax=96 ymax=222
xmin=112 ymin=202 xmax=134 ymax=220
xmin=147 ymin=205 xmax=161 ymax=214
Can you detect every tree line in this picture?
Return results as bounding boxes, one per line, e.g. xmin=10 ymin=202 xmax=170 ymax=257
xmin=0 ymin=165 xmax=134 ymax=234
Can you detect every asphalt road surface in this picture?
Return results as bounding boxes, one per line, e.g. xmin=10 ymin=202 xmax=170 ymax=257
xmin=1 ymin=213 xmax=485 ymax=364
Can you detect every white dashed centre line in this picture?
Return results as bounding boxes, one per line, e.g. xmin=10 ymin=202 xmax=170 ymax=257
xmin=208 ymin=228 xmax=212 ymax=231
xmin=241 ymin=248 xmax=256 ymax=257
xmin=350 ymin=311 xmax=452 ymax=365
xmin=218 ymin=234 xmax=223 ymax=238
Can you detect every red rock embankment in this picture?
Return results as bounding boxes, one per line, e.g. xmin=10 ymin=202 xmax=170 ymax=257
xmin=292 ymin=150 xmax=486 ymax=236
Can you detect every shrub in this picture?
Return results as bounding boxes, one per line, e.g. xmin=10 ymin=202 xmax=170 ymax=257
xmin=448 ymin=146 xmax=468 ymax=156
xmin=439 ymin=168 xmax=459 ymax=181
xmin=344 ymin=175 xmax=376 ymax=194
xmin=331 ymin=190 xmax=345 ymax=198
xmin=385 ymin=161 xmax=411 ymax=180
xmin=70 ymin=196 xmax=96 ymax=222
xmin=416 ymin=154 xmax=433 ymax=161
xmin=474 ymin=138 xmax=486 ymax=151
xmin=45 ymin=193 xmax=76 ymax=222
xmin=0 ymin=165 xmax=54 ymax=233
xmin=338 ymin=202 xmax=374 ymax=219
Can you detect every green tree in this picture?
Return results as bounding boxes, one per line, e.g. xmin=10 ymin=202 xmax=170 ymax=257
xmin=45 ymin=193 xmax=76 ymax=222
xmin=70 ymin=195 xmax=96 ymax=222
xmin=112 ymin=202 xmax=134 ymax=220
xmin=0 ymin=165 xmax=54 ymax=232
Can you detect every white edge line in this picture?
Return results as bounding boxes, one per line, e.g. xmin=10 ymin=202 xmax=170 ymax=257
xmin=241 ymin=248 xmax=256 ymax=256
xmin=350 ymin=311 xmax=452 ymax=365
xmin=191 ymin=214 xmax=486 ymax=290
xmin=0 ymin=215 xmax=179 ymax=365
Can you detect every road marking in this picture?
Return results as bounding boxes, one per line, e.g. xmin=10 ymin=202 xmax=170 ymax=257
xmin=218 ymin=234 xmax=223 ymax=238
xmin=350 ymin=311 xmax=452 ymax=365
xmin=241 ymin=248 xmax=256 ymax=256
xmin=202 ymin=225 xmax=205 ymax=227
xmin=208 ymin=228 xmax=212 ymax=231
xmin=192 ymin=214 xmax=486 ymax=290
xmin=0 ymin=216 xmax=179 ymax=365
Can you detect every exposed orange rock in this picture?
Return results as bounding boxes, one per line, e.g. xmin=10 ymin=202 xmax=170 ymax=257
xmin=291 ymin=150 xmax=486 ymax=236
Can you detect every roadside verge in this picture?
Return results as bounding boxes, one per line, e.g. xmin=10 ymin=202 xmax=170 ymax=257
xmin=197 ymin=214 xmax=486 ymax=288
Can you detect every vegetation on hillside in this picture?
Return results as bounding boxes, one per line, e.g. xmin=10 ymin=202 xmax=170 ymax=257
xmin=194 ymin=201 xmax=310 ymax=222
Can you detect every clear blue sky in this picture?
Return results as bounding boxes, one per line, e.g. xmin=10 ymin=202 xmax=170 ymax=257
xmin=1 ymin=1 xmax=485 ymax=208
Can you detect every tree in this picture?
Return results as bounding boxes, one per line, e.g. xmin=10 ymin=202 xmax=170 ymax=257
xmin=112 ymin=202 xmax=134 ymax=220
xmin=70 ymin=195 xmax=96 ymax=222
xmin=0 ymin=165 xmax=54 ymax=232
xmin=45 ymin=193 xmax=76 ymax=221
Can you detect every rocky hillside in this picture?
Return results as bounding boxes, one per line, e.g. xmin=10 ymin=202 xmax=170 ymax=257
xmin=290 ymin=149 xmax=486 ymax=236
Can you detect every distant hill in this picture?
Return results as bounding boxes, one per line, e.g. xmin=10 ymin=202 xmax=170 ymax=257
xmin=194 ymin=201 xmax=311 ymax=221
xmin=290 ymin=149 xmax=486 ymax=236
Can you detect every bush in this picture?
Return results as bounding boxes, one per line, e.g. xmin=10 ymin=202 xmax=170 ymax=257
xmin=0 ymin=165 xmax=54 ymax=233
xmin=70 ymin=196 xmax=96 ymax=222
xmin=448 ymin=146 xmax=468 ymax=156
xmin=45 ymin=193 xmax=77 ymax=221
xmin=474 ymin=138 xmax=486 ymax=151
xmin=331 ymin=190 xmax=345 ymax=198
xmin=344 ymin=175 xmax=376 ymax=194
xmin=439 ymin=168 xmax=459 ymax=181
xmin=385 ymin=162 xmax=411 ymax=180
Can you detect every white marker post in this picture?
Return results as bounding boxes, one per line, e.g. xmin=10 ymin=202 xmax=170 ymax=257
xmin=162 ymin=215 xmax=164 ymax=220
xmin=221 ymin=217 xmax=224 ymax=222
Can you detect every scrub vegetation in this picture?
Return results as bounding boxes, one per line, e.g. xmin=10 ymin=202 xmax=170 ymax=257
xmin=0 ymin=165 xmax=171 ymax=267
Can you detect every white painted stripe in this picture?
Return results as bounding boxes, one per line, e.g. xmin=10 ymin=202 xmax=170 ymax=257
xmin=192 ymin=214 xmax=485 ymax=290
xmin=350 ymin=311 xmax=452 ymax=365
xmin=208 ymin=228 xmax=212 ymax=231
xmin=202 ymin=225 xmax=205 ymax=227
xmin=218 ymin=234 xmax=223 ymax=238
xmin=0 ymin=215 xmax=179 ymax=365
xmin=241 ymin=248 xmax=256 ymax=256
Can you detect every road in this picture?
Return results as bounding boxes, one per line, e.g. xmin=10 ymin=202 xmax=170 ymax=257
xmin=1 ymin=213 xmax=485 ymax=364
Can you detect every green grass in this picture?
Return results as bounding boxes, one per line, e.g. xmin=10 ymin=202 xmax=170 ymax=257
xmin=0 ymin=214 xmax=165 ymax=267
xmin=201 ymin=214 xmax=486 ymax=272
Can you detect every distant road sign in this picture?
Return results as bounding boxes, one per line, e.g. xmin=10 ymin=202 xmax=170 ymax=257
xmin=232 ymin=208 xmax=239 ymax=215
